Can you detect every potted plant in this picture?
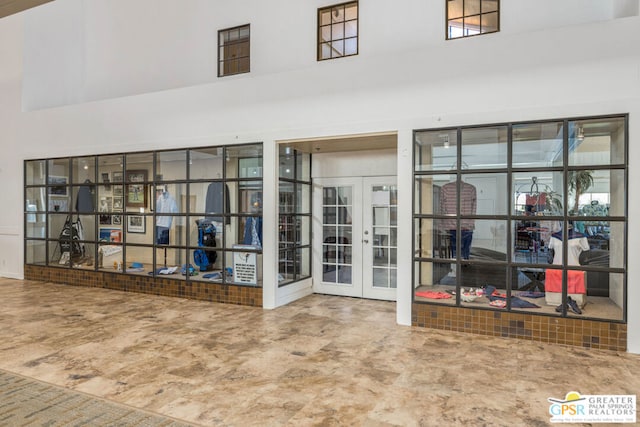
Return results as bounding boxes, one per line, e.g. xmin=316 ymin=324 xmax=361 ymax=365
xmin=543 ymin=187 xmax=563 ymax=215
xmin=568 ymin=170 xmax=594 ymax=215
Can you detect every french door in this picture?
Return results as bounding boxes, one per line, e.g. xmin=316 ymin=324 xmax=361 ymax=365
xmin=313 ymin=176 xmax=397 ymax=301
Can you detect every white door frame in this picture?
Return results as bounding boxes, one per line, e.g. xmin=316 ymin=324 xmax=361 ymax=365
xmin=313 ymin=177 xmax=363 ymax=297
xmin=312 ymin=176 xmax=397 ymax=301
xmin=362 ymin=176 xmax=397 ymax=301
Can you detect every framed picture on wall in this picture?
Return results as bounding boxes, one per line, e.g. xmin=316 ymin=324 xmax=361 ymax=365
xmin=113 ymin=197 xmax=123 ymax=210
xmin=48 ymin=197 xmax=69 ymax=212
xmin=47 ymin=176 xmax=68 ymax=196
xmin=127 ymin=215 xmax=146 ymax=233
xmin=99 ymin=196 xmax=113 ymax=212
xmin=99 ymin=228 xmax=121 ymax=243
xmin=125 ymin=170 xmax=147 ymax=208
xmin=101 ymin=172 xmax=111 ymax=191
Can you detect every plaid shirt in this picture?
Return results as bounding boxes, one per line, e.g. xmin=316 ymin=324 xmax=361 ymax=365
xmin=438 ymin=181 xmax=477 ymax=231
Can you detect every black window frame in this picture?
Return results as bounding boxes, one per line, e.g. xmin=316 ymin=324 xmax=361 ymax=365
xmin=317 ymin=1 xmax=359 ymax=61
xmin=278 ymin=146 xmax=312 ymax=286
xmin=446 ymin=0 xmax=500 ymax=40
xmin=412 ymin=114 xmax=628 ymax=323
xmin=218 ymin=24 xmax=251 ymax=77
xmin=24 ymin=142 xmax=266 ymax=288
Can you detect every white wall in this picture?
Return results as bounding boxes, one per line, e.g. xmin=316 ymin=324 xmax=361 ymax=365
xmin=2 ymin=3 xmax=640 ymax=351
xmin=0 ymin=14 xmax=25 ymax=279
xmin=21 ymin=0 xmax=638 ymax=110
xmin=21 ymin=0 xmax=84 ymax=108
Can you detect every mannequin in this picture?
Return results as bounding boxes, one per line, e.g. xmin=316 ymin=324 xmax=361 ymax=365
xmin=546 ymin=224 xmax=590 ymax=303
xmin=439 ymin=180 xmax=477 ymax=259
xmin=548 ymin=226 xmax=589 ymax=266
xmin=155 ymin=186 xmax=178 ymax=245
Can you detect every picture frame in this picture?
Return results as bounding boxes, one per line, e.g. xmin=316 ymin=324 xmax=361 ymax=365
xmin=99 ymin=196 xmax=113 ymax=212
xmin=99 ymin=228 xmax=122 ymax=243
xmin=101 ymin=172 xmax=111 ymax=191
xmin=112 ymin=171 xmax=123 ymax=183
xmin=125 ymin=170 xmax=147 ymax=208
xmin=113 ymin=197 xmax=123 ymax=210
xmin=127 ymin=215 xmax=146 ymax=233
xmin=47 ymin=176 xmax=68 ymax=196
xmin=112 ymin=214 xmax=122 ymax=226
xmin=48 ymin=197 xmax=69 ymax=212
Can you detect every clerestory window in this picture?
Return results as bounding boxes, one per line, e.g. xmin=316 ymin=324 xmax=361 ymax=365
xmin=318 ymin=2 xmax=358 ymax=61
xmin=447 ymin=0 xmax=499 ymax=39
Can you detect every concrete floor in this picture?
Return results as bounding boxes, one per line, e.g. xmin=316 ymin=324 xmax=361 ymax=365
xmin=0 ymin=278 xmax=638 ymax=426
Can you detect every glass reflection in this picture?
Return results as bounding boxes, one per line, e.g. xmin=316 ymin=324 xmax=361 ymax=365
xmin=414 ymin=129 xmax=457 ymax=172
xmin=414 ymin=175 xmax=452 ymax=215
xmin=279 ymin=145 xmax=295 ymax=179
xmin=156 ymin=150 xmax=187 ymax=181
xmin=513 ymin=219 xmax=559 ymax=265
xmin=513 ymin=172 xmax=564 ymax=216
xmin=26 ymin=160 xmax=46 ymax=185
xmin=568 ymin=169 xmax=624 ymax=217
xmin=72 ymin=157 xmax=96 ymax=184
xmin=513 ymin=121 xmax=563 ymax=168
xmin=568 ymin=117 xmax=625 ymax=167
xmin=414 ymin=261 xmax=456 ymax=305
xmin=189 ymin=148 xmax=223 ymax=180
xmin=461 ymin=126 xmax=508 ymax=169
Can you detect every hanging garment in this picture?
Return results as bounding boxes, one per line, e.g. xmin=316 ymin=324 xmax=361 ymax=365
xmin=75 ymin=185 xmax=94 ymax=213
xmin=205 ymin=182 xmax=231 ymax=224
xmin=438 ymin=181 xmax=477 ymax=231
xmin=243 ymin=217 xmax=262 ymax=247
xmin=156 ymin=191 xmax=178 ymax=228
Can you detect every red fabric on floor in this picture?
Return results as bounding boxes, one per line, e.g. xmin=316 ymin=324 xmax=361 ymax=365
xmin=415 ymin=291 xmax=452 ymax=299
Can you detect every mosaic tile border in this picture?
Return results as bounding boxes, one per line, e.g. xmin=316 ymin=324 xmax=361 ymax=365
xmin=412 ymin=303 xmax=626 ymax=351
xmin=24 ymin=265 xmax=262 ymax=307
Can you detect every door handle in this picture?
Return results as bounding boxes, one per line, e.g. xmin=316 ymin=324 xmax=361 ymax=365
xmin=363 ymin=240 xmax=369 ymax=244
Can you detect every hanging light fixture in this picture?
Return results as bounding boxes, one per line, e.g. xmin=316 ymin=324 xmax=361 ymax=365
xmin=577 ymin=125 xmax=585 ymax=141
xmin=441 ymin=134 xmax=450 ymax=149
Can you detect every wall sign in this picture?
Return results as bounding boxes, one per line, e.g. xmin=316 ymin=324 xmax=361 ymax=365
xmin=232 ymin=244 xmax=258 ymax=285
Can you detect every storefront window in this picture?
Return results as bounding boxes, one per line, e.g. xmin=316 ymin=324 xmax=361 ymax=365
xmin=413 ymin=115 xmax=627 ymax=322
xmin=278 ymin=145 xmax=312 ymax=286
xmin=24 ymin=143 xmax=264 ymax=287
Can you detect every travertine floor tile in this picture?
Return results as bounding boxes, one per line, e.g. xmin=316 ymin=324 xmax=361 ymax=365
xmin=0 ymin=279 xmax=638 ymax=426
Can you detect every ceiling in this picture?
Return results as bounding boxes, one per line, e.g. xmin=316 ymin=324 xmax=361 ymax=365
xmin=279 ymin=132 xmax=397 ymax=154
xmin=0 ymin=0 xmax=53 ymax=19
